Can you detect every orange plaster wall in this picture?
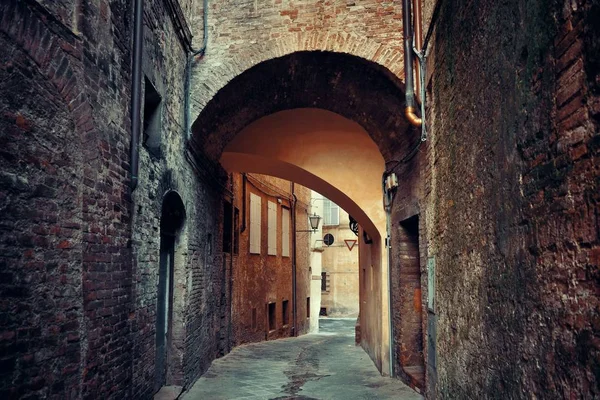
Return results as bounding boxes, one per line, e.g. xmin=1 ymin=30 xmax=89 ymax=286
xmin=220 ymin=108 xmax=391 ymax=374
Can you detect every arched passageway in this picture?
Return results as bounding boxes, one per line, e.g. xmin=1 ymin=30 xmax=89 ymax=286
xmin=156 ymin=191 xmax=186 ymax=392
xmin=190 ymin=50 xmax=425 ymax=387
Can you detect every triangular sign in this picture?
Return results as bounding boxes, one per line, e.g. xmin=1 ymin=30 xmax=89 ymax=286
xmin=344 ymin=239 xmax=357 ymax=251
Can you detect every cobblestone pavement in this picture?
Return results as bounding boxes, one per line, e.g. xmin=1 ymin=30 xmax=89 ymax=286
xmin=182 ymin=318 xmax=422 ymax=400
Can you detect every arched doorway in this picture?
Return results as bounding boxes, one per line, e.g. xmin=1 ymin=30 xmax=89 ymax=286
xmin=155 ymin=191 xmax=186 ymax=392
xmin=190 ymin=50 xmax=426 ymax=389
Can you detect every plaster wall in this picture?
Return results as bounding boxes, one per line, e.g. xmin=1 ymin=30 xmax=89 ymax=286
xmin=321 ymin=208 xmax=360 ymax=318
xmin=220 ymin=108 xmax=391 ymax=374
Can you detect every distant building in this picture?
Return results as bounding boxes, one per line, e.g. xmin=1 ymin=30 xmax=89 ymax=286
xmin=227 ymin=174 xmax=311 ymax=345
xmin=319 ymin=198 xmax=360 ymax=318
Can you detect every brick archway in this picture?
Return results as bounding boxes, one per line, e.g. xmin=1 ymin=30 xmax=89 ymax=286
xmin=190 ymin=33 xmax=405 ymax=126
xmin=190 ymin=50 xmax=424 ymax=382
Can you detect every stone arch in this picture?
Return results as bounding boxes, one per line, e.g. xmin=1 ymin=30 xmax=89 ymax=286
xmin=190 ymin=33 xmax=405 ymax=121
xmin=190 ymin=50 xmax=423 ymax=379
xmin=191 ymin=51 xmax=417 ymax=164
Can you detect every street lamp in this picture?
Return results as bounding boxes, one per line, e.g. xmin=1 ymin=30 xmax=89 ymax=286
xmin=308 ymin=213 xmax=321 ymax=232
xmin=297 ymin=213 xmax=322 ymax=233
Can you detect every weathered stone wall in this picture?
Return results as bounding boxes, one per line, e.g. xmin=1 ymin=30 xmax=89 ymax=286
xmin=0 ymin=0 xmax=135 ymax=397
xmin=425 ymin=0 xmax=599 ymax=397
xmin=0 ymin=0 xmax=230 ymax=398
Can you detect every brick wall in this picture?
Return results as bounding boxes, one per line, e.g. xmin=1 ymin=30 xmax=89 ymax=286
xmin=425 ymin=0 xmax=599 ymax=397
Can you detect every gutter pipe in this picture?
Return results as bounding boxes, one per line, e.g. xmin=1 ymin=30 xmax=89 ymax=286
xmin=129 ymin=0 xmax=143 ymax=191
xmin=383 ymin=175 xmax=394 ymax=377
xmin=228 ymin=174 xmax=235 ymax=353
xmin=413 ymin=0 xmax=423 ymax=104
xmin=184 ymin=0 xmax=209 ymax=140
xmin=402 ymin=0 xmax=421 ymax=127
xmin=291 ymin=183 xmax=298 ymax=337
xmin=241 ymin=173 xmax=247 ymax=233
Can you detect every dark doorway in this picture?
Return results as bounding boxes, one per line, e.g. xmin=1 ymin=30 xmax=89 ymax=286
xmin=393 ymin=215 xmax=424 ymax=390
xmin=155 ymin=191 xmax=185 ymax=393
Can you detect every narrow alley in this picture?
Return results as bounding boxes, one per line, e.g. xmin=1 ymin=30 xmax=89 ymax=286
xmin=183 ymin=319 xmax=421 ymax=400
xmin=0 ymin=0 xmax=598 ymax=399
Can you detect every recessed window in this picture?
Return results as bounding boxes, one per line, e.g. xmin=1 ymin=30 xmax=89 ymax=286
xmin=234 ymin=207 xmax=240 ymax=254
xmin=282 ymin=300 xmax=289 ymax=326
xmin=251 ymin=308 xmax=257 ymax=330
xmin=223 ymin=200 xmax=232 ymax=253
xmin=142 ymin=77 xmax=162 ymax=157
xmin=268 ymin=302 xmax=276 ymax=331
xmin=320 ymin=307 xmax=327 ymax=316
xmin=321 ymin=272 xmax=329 ymax=292
xmin=306 ymin=297 xmax=310 ymax=318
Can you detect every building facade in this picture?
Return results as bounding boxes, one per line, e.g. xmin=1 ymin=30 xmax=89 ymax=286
xmin=320 ymin=198 xmax=360 ymax=318
xmin=228 ymin=173 xmax=311 ymax=345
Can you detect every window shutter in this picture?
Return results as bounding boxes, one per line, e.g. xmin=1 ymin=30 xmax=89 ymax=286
xmin=323 ymin=198 xmax=339 ymax=226
xmin=268 ymin=201 xmax=277 ymax=255
xmin=250 ymin=193 xmax=261 ymax=254
xmin=282 ymin=208 xmax=290 ymax=257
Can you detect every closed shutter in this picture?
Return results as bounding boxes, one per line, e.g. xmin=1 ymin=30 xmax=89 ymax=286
xmin=268 ymin=201 xmax=277 ymax=255
xmin=323 ymin=198 xmax=339 ymax=226
xmin=282 ymin=208 xmax=290 ymax=257
xmin=250 ymin=193 xmax=261 ymax=254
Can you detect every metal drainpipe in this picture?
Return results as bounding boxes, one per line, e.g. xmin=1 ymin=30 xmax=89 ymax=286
xmin=184 ymin=0 xmax=209 ymax=140
xmin=383 ymin=175 xmax=394 ymax=377
xmin=291 ymin=182 xmax=298 ymax=337
xmin=402 ymin=0 xmax=422 ymax=127
xmin=413 ymin=0 xmax=423 ymax=104
xmin=241 ymin=173 xmax=247 ymax=233
xmin=129 ymin=0 xmax=143 ymax=191
xmin=228 ymin=174 xmax=235 ymax=353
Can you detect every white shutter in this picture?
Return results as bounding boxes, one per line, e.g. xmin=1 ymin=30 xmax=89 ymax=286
xmin=282 ymin=208 xmax=290 ymax=257
xmin=250 ymin=193 xmax=261 ymax=254
xmin=323 ymin=198 xmax=339 ymax=226
xmin=268 ymin=201 xmax=277 ymax=255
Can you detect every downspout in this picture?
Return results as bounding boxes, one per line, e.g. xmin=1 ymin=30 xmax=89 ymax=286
xmin=241 ymin=173 xmax=247 ymax=233
xmin=184 ymin=0 xmax=209 ymax=140
xmin=228 ymin=174 xmax=235 ymax=353
xmin=402 ymin=0 xmax=422 ymax=127
xmin=383 ymin=175 xmax=394 ymax=377
xmin=291 ymin=182 xmax=298 ymax=337
xmin=412 ymin=0 xmax=423 ymax=104
xmin=129 ymin=0 xmax=143 ymax=191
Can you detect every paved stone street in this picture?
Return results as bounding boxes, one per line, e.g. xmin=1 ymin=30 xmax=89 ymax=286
xmin=182 ymin=318 xmax=422 ymax=400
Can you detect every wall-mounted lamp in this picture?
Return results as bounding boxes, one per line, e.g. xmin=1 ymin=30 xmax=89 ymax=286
xmin=297 ymin=213 xmax=322 ymax=233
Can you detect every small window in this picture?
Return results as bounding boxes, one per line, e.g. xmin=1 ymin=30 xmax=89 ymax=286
xmin=234 ymin=207 xmax=240 ymax=255
xmin=268 ymin=302 xmax=276 ymax=331
xmin=281 ymin=207 xmax=290 ymax=257
xmin=282 ymin=300 xmax=289 ymax=326
xmin=320 ymin=307 xmax=327 ymax=316
xmin=250 ymin=193 xmax=261 ymax=254
xmin=223 ymin=201 xmax=233 ymax=253
xmin=306 ymin=297 xmax=310 ymax=318
xmin=321 ymin=272 xmax=328 ymax=292
xmin=268 ymin=201 xmax=277 ymax=256
xmin=142 ymin=77 xmax=162 ymax=157
xmin=322 ymin=198 xmax=339 ymax=226
xmin=251 ymin=308 xmax=257 ymax=330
